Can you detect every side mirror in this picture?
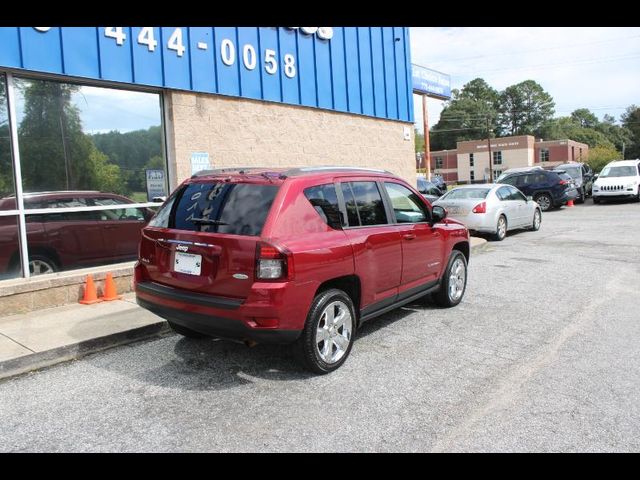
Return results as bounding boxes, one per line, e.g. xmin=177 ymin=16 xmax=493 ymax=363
xmin=526 ymin=196 xmax=533 ymax=202
xmin=432 ymin=205 xmax=447 ymax=224
xmin=593 ymin=173 xmax=599 ymax=180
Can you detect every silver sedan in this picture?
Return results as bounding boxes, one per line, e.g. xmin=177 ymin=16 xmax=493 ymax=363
xmin=433 ymin=183 xmax=542 ymax=241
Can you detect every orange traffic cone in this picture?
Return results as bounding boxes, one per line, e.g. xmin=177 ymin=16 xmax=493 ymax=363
xmin=79 ymin=275 xmax=103 ymax=304
xmin=567 ymin=199 xmax=574 ymax=207
xmin=101 ymin=272 xmax=122 ymax=301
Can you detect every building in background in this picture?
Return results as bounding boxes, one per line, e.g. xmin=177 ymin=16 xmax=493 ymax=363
xmin=421 ymin=135 xmax=589 ymax=183
xmin=0 ymin=27 xmax=414 ymax=312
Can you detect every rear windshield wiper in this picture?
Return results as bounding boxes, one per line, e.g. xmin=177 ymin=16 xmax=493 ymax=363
xmin=188 ymin=217 xmax=228 ymax=225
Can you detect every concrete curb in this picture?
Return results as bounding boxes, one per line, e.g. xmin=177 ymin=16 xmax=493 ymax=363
xmin=470 ymin=237 xmax=490 ymax=255
xmin=0 ymin=321 xmax=170 ymax=382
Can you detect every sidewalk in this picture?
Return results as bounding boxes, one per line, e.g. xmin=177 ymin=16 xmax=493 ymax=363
xmin=0 ymin=237 xmax=488 ymax=381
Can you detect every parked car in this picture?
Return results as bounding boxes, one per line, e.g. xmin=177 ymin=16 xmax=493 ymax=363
xmin=496 ymin=167 xmax=575 ymax=211
xmin=553 ymin=162 xmax=594 ymax=203
xmin=0 ymin=191 xmax=153 ymax=276
xmin=433 ymin=184 xmax=541 ymax=241
xmin=135 ymin=166 xmax=471 ymax=374
xmin=592 ymin=159 xmax=640 ymax=204
xmin=417 ymin=177 xmax=444 ymax=203
xmin=430 ymin=174 xmax=447 ymax=193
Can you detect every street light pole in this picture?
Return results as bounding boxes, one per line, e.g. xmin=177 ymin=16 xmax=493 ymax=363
xmin=486 ymin=116 xmax=494 ymax=183
xmin=423 ymin=95 xmax=431 ymax=181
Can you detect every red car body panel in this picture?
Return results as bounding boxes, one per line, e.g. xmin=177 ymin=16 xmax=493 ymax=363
xmin=0 ymin=191 xmax=150 ymax=274
xmin=134 ymin=169 xmax=470 ymax=343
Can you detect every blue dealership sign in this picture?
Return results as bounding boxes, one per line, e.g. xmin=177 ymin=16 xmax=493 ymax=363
xmin=0 ymin=27 xmax=414 ymax=122
xmin=412 ymin=64 xmax=451 ymax=100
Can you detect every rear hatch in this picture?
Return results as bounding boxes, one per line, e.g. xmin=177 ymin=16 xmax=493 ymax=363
xmin=139 ymin=177 xmax=281 ymax=300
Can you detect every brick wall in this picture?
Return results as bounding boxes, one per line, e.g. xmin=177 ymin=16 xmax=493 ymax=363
xmin=165 ymin=92 xmax=416 ymax=185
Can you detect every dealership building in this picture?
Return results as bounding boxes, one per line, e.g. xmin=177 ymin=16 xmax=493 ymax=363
xmin=424 ymin=135 xmax=589 ymax=183
xmin=0 ymin=27 xmax=416 ymax=314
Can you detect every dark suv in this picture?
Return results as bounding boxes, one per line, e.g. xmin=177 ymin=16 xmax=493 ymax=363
xmin=135 ymin=167 xmax=471 ymax=373
xmin=553 ymin=162 xmax=594 ymax=203
xmin=496 ymin=168 xmax=575 ymax=211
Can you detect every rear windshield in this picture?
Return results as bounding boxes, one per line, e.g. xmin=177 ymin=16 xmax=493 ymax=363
xmin=556 ymin=167 xmax=580 ymax=178
xmin=441 ymin=188 xmax=491 ymax=200
xmin=149 ymin=182 xmax=279 ymax=236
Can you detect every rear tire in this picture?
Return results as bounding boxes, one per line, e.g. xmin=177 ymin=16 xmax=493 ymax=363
xmin=492 ymin=215 xmax=507 ymax=241
xmin=167 ymin=321 xmax=208 ymax=339
xmin=432 ymin=251 xmax=468 ymax=308
xmin=293 ymin=289 xmax=356 ymax=374
xmin=534 ymin=193 xmax=553 ymax=212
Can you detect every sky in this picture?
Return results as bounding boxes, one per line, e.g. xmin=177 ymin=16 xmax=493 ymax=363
xmin=410 ymin=27 xmax=640 ymax=134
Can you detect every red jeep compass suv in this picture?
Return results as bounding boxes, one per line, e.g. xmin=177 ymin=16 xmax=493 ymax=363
xmin=135 ymin=167 xmax=470 ymax=373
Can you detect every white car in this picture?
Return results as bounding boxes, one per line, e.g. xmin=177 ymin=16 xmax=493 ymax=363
xmin=592 ymin=159 xmax=640 ymax=203
xmin=433 ymin=183 xmax=542 ymax=241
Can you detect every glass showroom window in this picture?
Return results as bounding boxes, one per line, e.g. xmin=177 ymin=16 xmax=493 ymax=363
xmin=4 ymin=75 xmax=167 ymax=278
xmin=0 ymin=74 xmax=24 ymax=280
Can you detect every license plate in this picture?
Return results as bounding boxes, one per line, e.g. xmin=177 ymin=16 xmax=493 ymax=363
xmin=174 ymin=252 xmax=202 ymax=276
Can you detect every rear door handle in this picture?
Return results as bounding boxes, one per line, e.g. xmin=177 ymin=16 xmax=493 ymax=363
xmin=403 ymin=234 xmax=416 ymax=240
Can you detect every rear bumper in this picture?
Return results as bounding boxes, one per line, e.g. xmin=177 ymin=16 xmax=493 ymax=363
xmin=134 ymin=278 xmax=306 ymax=344
xmin=136 ymin=296 xmax=300 ymax=344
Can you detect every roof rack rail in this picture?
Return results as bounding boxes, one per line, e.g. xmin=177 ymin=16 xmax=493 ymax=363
xmin=191 ymin=167 xmax=262 ymax=178
xmin=281 ymin=166 xmax=393 ymax=177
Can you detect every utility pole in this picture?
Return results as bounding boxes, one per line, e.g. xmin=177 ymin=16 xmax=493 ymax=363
xmin=423 ymin=95 xmax=431 ymax=181
xmin=622 ymin=141 xmax=625 ymax=160
xmin=486 ymin=116 xmax=494 ymax=183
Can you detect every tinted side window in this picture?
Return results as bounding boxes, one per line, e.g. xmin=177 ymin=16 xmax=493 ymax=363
xmin=384 ymin=182 xmax=429 ymax=223
xmin=304 ymin=184 xmax=342 ymax=229
xmin=342 ymin=181 xmax=388 ymax=227
xmin=500 ymin=175 xmax=517 ymax=186
xmin=508 ymin=186 xmax=527 ymax=201
xmin=171 ymin=182 xmax=279 ymax=236
xmin=496 ymin=187 xmax=511 ymax=201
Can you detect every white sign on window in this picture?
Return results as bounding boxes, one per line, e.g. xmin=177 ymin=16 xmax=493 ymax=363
xmin=146 ymin=169 xmax=166 ymax=202
xmin=190 ymin=152 xmax=211 ymax=175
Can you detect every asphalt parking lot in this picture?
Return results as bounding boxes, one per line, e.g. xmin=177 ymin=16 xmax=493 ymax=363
xmin=1 ymin=199 xmax=639 ymax=452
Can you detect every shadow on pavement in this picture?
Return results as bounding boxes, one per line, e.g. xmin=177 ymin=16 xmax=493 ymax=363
xmin=90 ymin=301 xmax=436 ymax=391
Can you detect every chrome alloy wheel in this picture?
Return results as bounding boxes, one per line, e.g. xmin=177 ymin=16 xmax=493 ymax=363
xmin=497 ymin=216 xmax=507 ymax=239
xmin=315 ymin=300 xmax=353 ymax=364
xmin=29 ymin=259 xmax=55 ymax=275
xmin=536 ymin=195 xmax=551 ymax=211
xmin=533 ymin=210 xmax=541 ymax=230
xmin=448 ymin=257 xmax=466 ymax=302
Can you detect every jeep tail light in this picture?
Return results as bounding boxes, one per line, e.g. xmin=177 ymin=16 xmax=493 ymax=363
xmin=256 ymin=242 xmax=293 ymax=280
xmin=559 ymin=179 xmax=569 ymax=185
xmin=472 ymin=202 xmax=486 ymax=214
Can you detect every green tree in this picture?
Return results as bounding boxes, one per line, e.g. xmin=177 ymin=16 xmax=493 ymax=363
xmin=16 ymin=79 xmax=124 ymax=193
xmin=430 ymin=78 xmax=499 ymax=150
xmin=588 ymin=145 xmax=621 ymax=172
xmin=497 ymin=80 xmax=555 ymax=136
xmin=570 ymin=108 xmax=599 ymax=128
xmin=621 ymin=105 xmax=640 ymax=159
xmin=537 ymin=116 xmax=615 ymax=149
xmin=0 ymin=80 xmax=14 ymax=198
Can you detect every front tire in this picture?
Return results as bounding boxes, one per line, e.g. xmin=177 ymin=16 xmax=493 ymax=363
xmin=294 ymin=289 xmax=356 ymax=374
xmin=432 ymin=251 xmax=468 ymax=308
xmin=531 ymin=209 xmax=542 ymax=231
xmin=492 ymin=215 xmax=507 ymax=241
xmin=29 ymin=254 xmax=58 ymax=276
xmin=577 ymin=188 xmax=586 ymax=204
xmin=593 ymin=196 xmax=601 ymax=204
